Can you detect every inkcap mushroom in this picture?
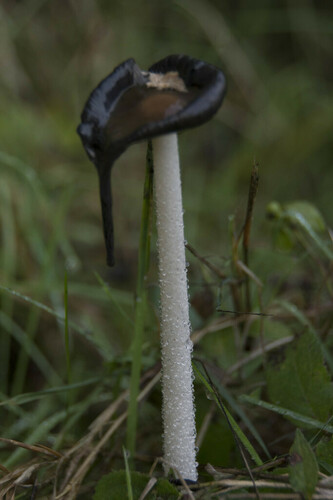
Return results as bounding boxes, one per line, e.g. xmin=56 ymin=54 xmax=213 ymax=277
xmin=77 ymin=55 xmax=226 ymax=481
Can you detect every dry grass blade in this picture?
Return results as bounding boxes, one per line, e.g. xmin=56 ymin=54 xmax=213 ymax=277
xmin=137 ymin=477 xmax=157 ymax=500
xmin=55 ymin=413 xmax=128 ymax=499
xmin=202 ymin=478 xmax=294 ymax=489
xmin=236 ymin=260 xmax=263 ymax=288
xmin=55 ymin=371 xmax=161 ymax=499
xmin=34 ymin=444 xmax=63 ymax=458
xmin=206 ymin=459 xmax=289 ymax=481
xmin=190 ymin=476 xmax=333 ymax=498
xmin=5 ymin=490 xmax=16 ymax=500
xmin=0 ymin=460 xmax=54 ymax=496
xmin=158 ymin=459 xmax=196 ymax=500
xmin=0 ymin=437 xmax=62 ymax=459
xmin=196 ymin=402 xmax=215 ymax=449
xmin=64 ymin=389 xmax=130 ymax=459
xmin=191 ymin=316 xmax=246 ymax=344
xmin=186 ymin=242 xmax=227 ymax=279
xmin=0 ymin=464 xmax=10 ymax=474
xmin=226 ymin=335 xmax=294 ymax=375
xmin=13 ymin=463 xmax=40 ymax=486
xmin=218 ymin=494 xmax=330 ymax=499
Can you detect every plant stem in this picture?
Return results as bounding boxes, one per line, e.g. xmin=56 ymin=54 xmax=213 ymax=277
xmin=242 ymin=163 xmax=259 ymax=311
xmin=63 ymin=271 xmax=73 ymax=410
xmin=153 ymin=133 xmax=197 ymax=482
xmin=99 ymin=168 xmax=114 ymax=267
xmin=127 ymin=141 xmax=154 ymax=457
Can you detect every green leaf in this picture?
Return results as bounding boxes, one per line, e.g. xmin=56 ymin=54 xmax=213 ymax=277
xmin=288 ymin=429 xmax=318 ymax=499
xmin=266 ymin=331 xmax=333 ymax=424
xmin=316 ymin=437 xmax=333 ymax=474
xmin=284 ymin=201 xmax=326 ymax=233
xmin=287 ymin=210 xmax=333 ymax=259
xmin=276 ymin=300 xmax=333 ymax=375
xmin=93 ymin=471 xmax=179 ymax=500
xmin=266 ymin=200 xmax=333 ymax=258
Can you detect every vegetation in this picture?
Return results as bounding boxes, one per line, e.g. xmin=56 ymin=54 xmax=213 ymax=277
xmin=0 ymin=1 xmax=332 ymax=498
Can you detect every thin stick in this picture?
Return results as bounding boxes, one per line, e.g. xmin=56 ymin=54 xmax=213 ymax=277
xmin=185 ymin=242 xmax=227 ymax=280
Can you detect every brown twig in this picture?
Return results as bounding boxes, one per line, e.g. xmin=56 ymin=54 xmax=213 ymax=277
xmin=185 ymin=242 xmax=226 ymax=280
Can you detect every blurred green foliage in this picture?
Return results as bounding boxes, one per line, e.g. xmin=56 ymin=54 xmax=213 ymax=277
xmin=93 ymin=470 xmax=179 ymax=500
xmin=266 ymin=330 xmax=333 ymax=424
xmin=289 ymin=429 xmax=319 ymax=499
xmin=0 ymin=1 xmax=332 ymax=497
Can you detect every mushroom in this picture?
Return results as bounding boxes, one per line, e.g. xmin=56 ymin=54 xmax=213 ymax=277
xmin=77 ymin=55 xmax=226 ymax=481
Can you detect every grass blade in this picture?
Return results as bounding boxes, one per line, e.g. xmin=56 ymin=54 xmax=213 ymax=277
xmin=0 ymin=312 xmax=62 ymax=386
xmin=127 ymin=141 xmax=154 ymax=457
xmin=123 ymin=446 xmax=134 ymax=500
xmin=64 ymin=271 xmax=72 ymax=388
xmin=194 ymin=362 xmax=263 ymax=467
xmin=240 ymin=395 xmax=333 ymax=434
xmin=95 ymin=272 xmax=133 ymax=327
xmin=214 ymin=379 xmax=270 ymax=459
xmin=0 ymin=284 xmax=97 ymax=346
xmin=0 ymin=378 xmax=99 ymax=407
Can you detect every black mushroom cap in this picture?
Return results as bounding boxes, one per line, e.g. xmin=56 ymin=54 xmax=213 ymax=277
xmin=77 ymin=54 xmax=226 ymax=266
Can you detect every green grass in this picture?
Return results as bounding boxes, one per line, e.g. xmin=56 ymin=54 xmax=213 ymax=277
xmin=127 ymin=141 xmax=154 ymax=457
xmin=0 ymin=1 xmax=332 ymax=498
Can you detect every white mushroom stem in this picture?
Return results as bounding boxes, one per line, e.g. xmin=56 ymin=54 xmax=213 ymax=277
xmin=153 ymin=133 xmax=197 ymax=482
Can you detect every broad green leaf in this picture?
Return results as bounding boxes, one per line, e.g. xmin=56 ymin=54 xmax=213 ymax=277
xmin=266 ymin=331 xmax=333 ymax=424
xmin=197 ymin=419 xmax=234 ymax=465
xmin=275 ymin=226 xmax=295 ymax=251
xmin=287 ymin=210 xmax=333 ymax=259
xmin=200 ymin=328 xmax=238 ymax=370
xmin=316 ymin=437 xmax=333 ymax=474
xmin=266 ymin=200 xmax=333 ymax=258
xmin=93 ymin=471 xmax=179 ymax=500
xmin=288 ymin=429 xmax=318 ymax=499
xmin=276 ymin=300 xmax=333 ymax=375
xmin=284 ymin=201 xmax=326 ymax=233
